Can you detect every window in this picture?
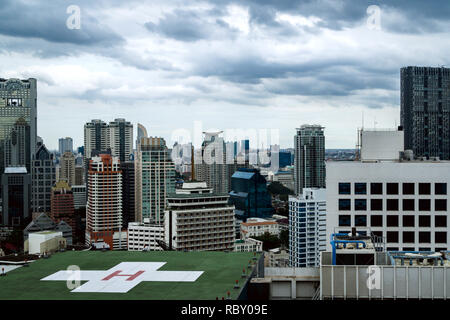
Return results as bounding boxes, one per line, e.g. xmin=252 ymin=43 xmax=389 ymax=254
xmin=386 ymin=199 xmax=399 ymax=211
xmin=370 ymin=183 xmax=383 ymax=195
xmin=403 ymin=232 xmax=415 ymax=243
xmin=355 ymin=215 xmax=367 ymax=226
xmin=338 ymin=183 xmax=351 ymax=195
xmin=370 ymin=215 xmax=383 ymax=227
xmin=435 ymin=199 xmax=447 ymax=211
xmin=435 ymin=232 xmax=447 ymax=244
xmin=387 ymin=215 xmax=399 ymax=227
xmin=338 ymin=215 xmax=351 ymax=226
xmin=338 ymin=199 xmax=351 ymax=211
xmin=435 ymin=183 xmax=447 ymax=195
xmin=354 ymin=199 xmax=367 ymax=211
xmin=419 ymin=183 xmax=431 ymax=195
xmin=387 ymin=232 xmax=399 ymax=243
xmin=371 ymin=199 xmax=383 ymax=211
xmin=419 ymin=215 xmax=431 ymax=227
xmin=419 ymin=232 xmax=431 ymax=243
xmin=402 ymin=199 xmax=415 ymax=211
xmin=419 ymin=199 xmax=431 ymax=211
xmin=435 ymin=216 xmax=447 ymax=227
xmin=403 ymin=247 xmax=415 ymax=251
xmin=402 ymin=183 xmax=415 ymax=195
xmin=387 ymin=183 xmax=398 ymax=195
xmin=403 ymin=215 xmax=415 ymax=227
xmin=354 ymin=183 xmax=367 ymax=195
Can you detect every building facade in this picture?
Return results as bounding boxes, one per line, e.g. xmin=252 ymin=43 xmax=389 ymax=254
xmin=289 ymin=188 xmax=326 ymax=267
xmin=120 ymin=160 xmax=135 ymax=229
xmin=327 ymin=129 xmax=450 ymax=252
xmin=229 ymin=168 xmax=273 ymax=222
xmin=58 ymin=137 xmax=73 ymax=155
xmin=59 ymin=151 xmax=75 ymax=186
xmin=83 ymin=120 xmax=108 ymax=160
xmin=108 ymin=118 xmax=133 ymax=162
xmin=127 ymin=220 xmax=164 ymax=251
xmin=401 ymin=66 xmax=450 ymax=160
xmin=240 ymin=218 xmax=280 ymax=239
xmin=31 ymin=141 xmax=56 ymax=214
xmin=294 ymin=125 xmax=325 ymax=195
xmin=50 ymin=180 xmax=75 ymax=238
xmin=85 ymin=154 xmax=123 ymax=249
xmin=135 ymin=137 xmax=175 ymax=224
xmin=164 ymin=182 xmax=235 ymax=251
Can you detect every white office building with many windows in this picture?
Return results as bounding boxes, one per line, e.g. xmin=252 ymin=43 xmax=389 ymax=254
xmin=289 ymin=188 xmax=326 ymax=267
xmin=326 ymin=128 xmax=450 ymax=252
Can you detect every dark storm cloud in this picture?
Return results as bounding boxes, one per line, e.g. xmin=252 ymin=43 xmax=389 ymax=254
xmin=0 ymin=0 xmax=123 ymax=46
xmin=144 ymin=9 xmax=237 ymax=42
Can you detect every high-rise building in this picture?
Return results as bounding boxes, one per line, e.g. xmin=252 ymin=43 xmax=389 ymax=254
xmin=401 ymin=66 xmax=450 ymax=160
xmin=83 ymin=119 xmax=108 ymax=160
xmin=31 ymin=141 xmax=56 ymax=214
xmin=135 ymin=137 xmax=175 ymax=224
xmin=289 ymin=188 xmax=326 ymax=267
xmin=164 ymin=182 xmax=235 ymax=251
xmin=194 ymin=132 xmax=229 ymax=193
xmin=294 ymin=125 xmax=325 ymax=195
xmin=58 ymin=137 xmax=73 ymax=155
xmin=229 ymin=168 xmax=273 ymax=222
xmin=108 ymin=118 xmax=133 ymax=162
xmin=85 ymin=154 xmax=124 ymax=249
xmin=74 ymin=165 xmax=84 ymax=185
xmin=59 ymin=151 xmax=75 ymax=186
xmin=50 ymin=181 xmax=75 ymax=238
xmin=1 ymin=167 xmax=31 ymax=226
xmin=71 ymin=184 xmax=86 ymax=209
xmin=0 ymin=78 xmax=37 ymax=175
xmin=120 ymin=160 xmax=135 ymax=229
xmin=326 ymin=128 xmax=450 ymax=252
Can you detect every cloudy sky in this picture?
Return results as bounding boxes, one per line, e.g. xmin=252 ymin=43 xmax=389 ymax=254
xmin=1 ymin=0 xmax=449 ymax=150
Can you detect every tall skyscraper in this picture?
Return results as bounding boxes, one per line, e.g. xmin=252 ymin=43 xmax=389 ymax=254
xmin=0 ymin=78 xmax=37 ymax=226
xmin=108 ymin=118 xmax=133 ymax=162
xmin=85 ymin=154 xmax=123 ymax=249
xmin=135 ymin=137 xmax=175 ymax=224
xmin=194 ymin=132 xmax=228 ymax=194
xmin=31 ymin=141 xmax=56 ymax=214
xmin=83 ymin=119 xmax=108 ymax=160
xmin=294 ymin=125 xmax=325 ymax=195
xmin=58 ymin=137 xmax=73 ymax=154
xmin=60 ymin=151 xmax=75 ymax=186
xmin=0 ymin=78 xmax=37 ymax=173
xmin=401 ymin=66 xmax=450 ymax=160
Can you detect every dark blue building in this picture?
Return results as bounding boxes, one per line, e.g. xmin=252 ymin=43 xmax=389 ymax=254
xmin=229 ymin=168 xmax=274 ymax=221
xmin=279 ymin=151 xmax=293 ymax=168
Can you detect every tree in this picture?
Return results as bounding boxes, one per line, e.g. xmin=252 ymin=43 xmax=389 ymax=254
xmin=254 ymin=232 xmax=281 ymax=251
xmin=279 ymin=229 xmax=289 ymax=249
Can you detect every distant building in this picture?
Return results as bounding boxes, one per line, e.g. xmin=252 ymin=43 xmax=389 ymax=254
xmin=50 ymin=181 xmax=75 ymax=238
xmin=74 ymin=165 xmax=84 ymax=185
xmin=401 ymin=66 xmax=450 ymax=160
xmin=164 ymin=182 xmax=235 ymax=251
xmin=289 ymin=188 xmax=326 ymax=267
xmin=268 ymin=169 xmax=294 ymax=191
xmin=135 ymin=137 xmax=175 ymax=224
xmin=294 ymin=125 xmax=325 ymax=195
xmin=120 ymin=161 xmax=135 ymax=228
xmin=86 ymin=154 xmax=124 ymax=250
xmin=58 ymin=137 xmax=73 ymax=154
xmin=31 ymin=141 xmax=56 ymax=214
xmin=71 ymin=185 xmax=86 ymax=209
xmin=1 ymin=167 xmax=31 ymax=226
xmin=240 ymin=218 xmax=280 ymax=239
xmin=84 ymin=119 xmax=108 ymax=160
xmin=23 ymin=213 xmax=72 ymax=245
xmin=127 ymin=219 xmax=164 ymax=251
xmin=234 ymin=238 xmax=263 ymax=252
xmin=108 ymin=118 xmax=133 ymax=162
xmin=60 ymin=151 xmax=75 ymax=186
xmin=229 ymin=168 xmax=274 ymax=222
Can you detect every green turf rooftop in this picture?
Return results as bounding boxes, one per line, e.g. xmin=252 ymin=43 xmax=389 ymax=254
xmin=0 ymin=250 xmax=258 ymax=300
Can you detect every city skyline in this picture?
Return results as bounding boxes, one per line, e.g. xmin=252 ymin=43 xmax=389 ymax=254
xmin=1 ymin=1 xmax=450 ymax=149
